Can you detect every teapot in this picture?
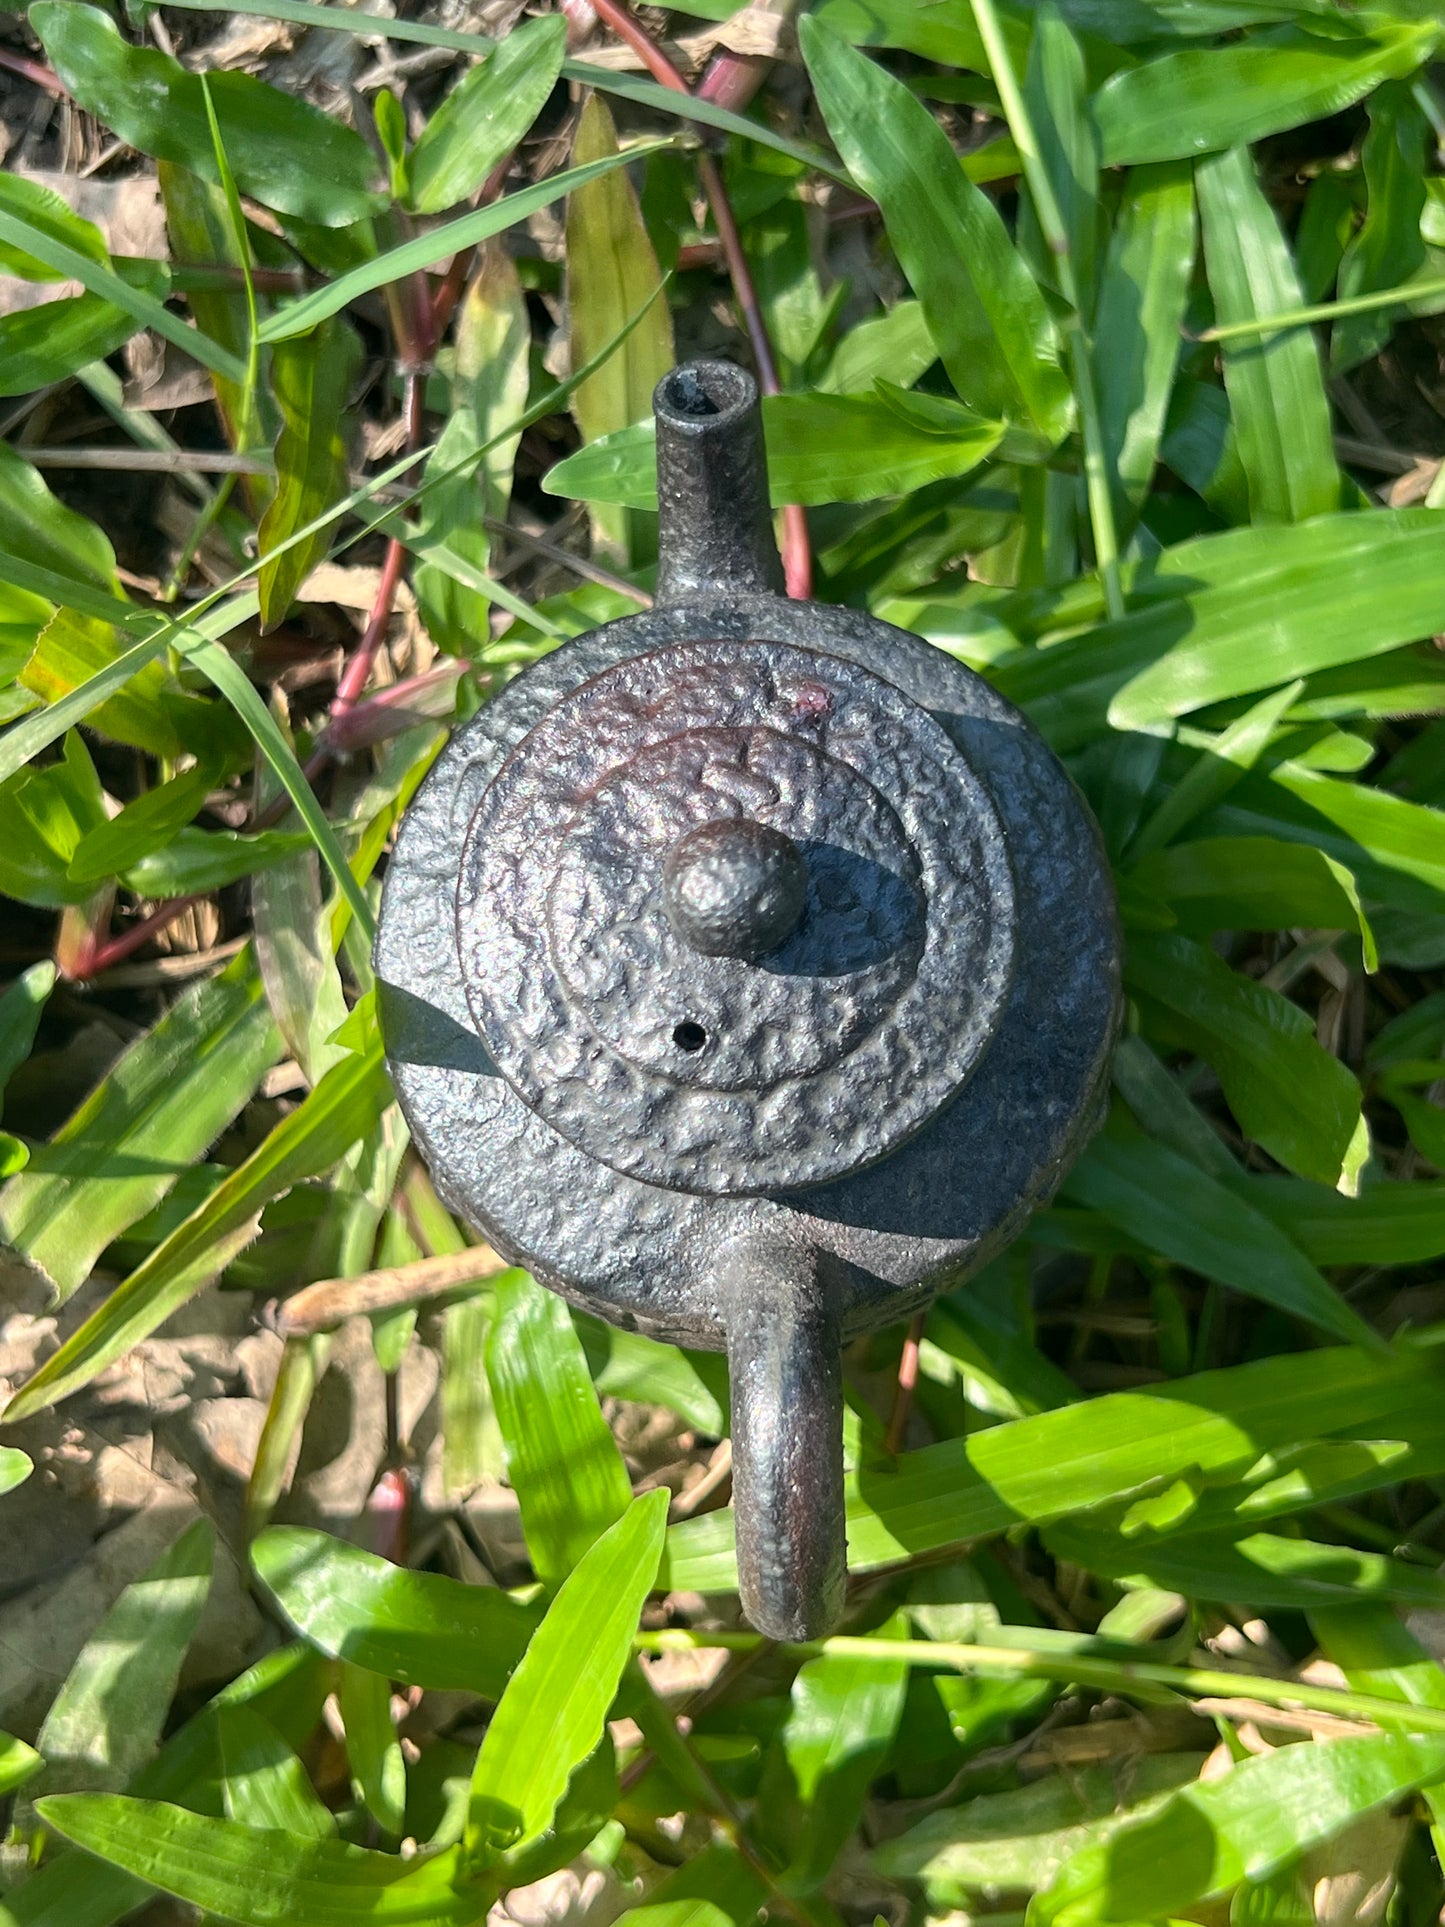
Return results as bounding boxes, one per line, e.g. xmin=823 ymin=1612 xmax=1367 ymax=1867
xmin=375 ymin=359 xmax=1120 ymax=1640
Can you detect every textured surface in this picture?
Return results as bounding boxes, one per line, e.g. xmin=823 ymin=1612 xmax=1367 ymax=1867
xmin=376 ymin=357 xmax=1119 ymax=1643
xmin=661 ymin=817 xmax=809 ymax=961
xmin=376 ymin=588 xmax=1120 ymax=1345
xmin=456 ymin=639 xmax=1015 ymax=1195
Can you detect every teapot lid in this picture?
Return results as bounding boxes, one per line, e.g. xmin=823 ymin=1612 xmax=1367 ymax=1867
xmin=457 ymin=635 xmax=1016 ymax=1195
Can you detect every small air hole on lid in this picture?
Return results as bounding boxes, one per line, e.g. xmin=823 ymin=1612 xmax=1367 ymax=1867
xmin=673 ymin=1021 xmax=708 ymax=1053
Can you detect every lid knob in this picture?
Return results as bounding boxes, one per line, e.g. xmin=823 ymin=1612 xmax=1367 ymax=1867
xmin=662 ymin=817 xmax=807 ymax=961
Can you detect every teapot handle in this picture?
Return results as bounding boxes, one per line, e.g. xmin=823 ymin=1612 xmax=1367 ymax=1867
xmin=720 ymin=1232 xmax=846 ymax=1641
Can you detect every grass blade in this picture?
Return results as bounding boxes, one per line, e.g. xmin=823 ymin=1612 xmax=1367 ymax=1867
xmin=256 ymin=146 xmax=671 ymax=343
xmin=1195 ymin=142 xmax=1341 ymax=524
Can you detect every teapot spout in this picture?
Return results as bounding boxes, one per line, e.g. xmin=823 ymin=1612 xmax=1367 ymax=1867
xmin=653 ymin=360 xmax=784 ymax=606
xmin=719 ymin=1229 xmax=845 ymax=1641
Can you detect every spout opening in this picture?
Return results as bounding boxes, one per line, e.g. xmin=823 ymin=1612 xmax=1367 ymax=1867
xmin=655 ymin=360 xmax=754 ymax=430
xmin=652 ymin=358 xmax=781 ymax=604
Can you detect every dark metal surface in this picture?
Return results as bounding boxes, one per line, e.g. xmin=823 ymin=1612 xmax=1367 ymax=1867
xmin=376 ymin=360 xmax=1121 ymax=1642
xmin=454 ymin=636 xmax=1015 ymax=1196
xmin=662 ymin=818 xmax=808 ymax=962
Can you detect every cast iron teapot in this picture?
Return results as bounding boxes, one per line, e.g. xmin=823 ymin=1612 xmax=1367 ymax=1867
xmin=375 ymin=359 xmax=1120 ymax=1641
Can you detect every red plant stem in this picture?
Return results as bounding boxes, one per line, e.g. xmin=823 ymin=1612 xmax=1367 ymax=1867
xmin=432 ymin=152 xmax=513 ymax=338
xmin=583 ymin=0 xmax=811 ymax=597
xmin=589 ymin=0 xmax=685 ymax=89
xmin=0 ymin=46 xmax=64 ymax=94
xmin=67 ymin=893 xmax=208 ymax=981
xmin=696 ymin=0 xmax=800 ymax=112
xmin=331 ymin=369 xmax=426 ymax=718
xmin=431 ymin=245 xmax=475 ymax=339
xmin=885 ymin=1311 xmax=927 ymax=1456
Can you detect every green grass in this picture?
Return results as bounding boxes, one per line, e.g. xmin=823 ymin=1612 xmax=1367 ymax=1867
xmin=1 ymin=0 xmax=1444 ymax=1921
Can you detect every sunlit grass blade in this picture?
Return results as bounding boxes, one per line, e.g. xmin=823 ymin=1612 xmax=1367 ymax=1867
xmin=0 ymin=282 xmax=670 ymax=788
xmin=0 ymin=207 xmax=245 ymax=385
xmin=155 ymin=0 xmax=842 ymax=180
xmin=256 ymin=145 xmax=672 ymax=343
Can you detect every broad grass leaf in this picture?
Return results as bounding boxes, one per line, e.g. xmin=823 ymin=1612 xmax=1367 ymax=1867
xmin=69 ymin=763 xmax=220 ymax=886
xmin=871 ymin=1754 xmax=1204 ymax=1900
xmin=735 ymin=184 xmax=837 ymax=389
xmin=33 ymin=1798 xmax=481 ymax=1926
xmin=1369 ymin=992 xmax=1445 ymax=1070
xmin=1129 ymin=835 xmax=1377 ymax=967
xmin=1297 ymin=167 xmax=1359 ymax=304
xmin=338 ymin=1663 xmax=405 ymax=1838
xmin=252 ymin=839 xmax=350 ymax=1087
xmin=1062 ymin=1130 xmax=1375 ymax=1346
xmin=0 ymin=289 xmax=154 ymax=398
xmin=0 ymin=199 xmax=240 ymax=386
xmin=256 ymin=143 xmax=668 ymax=343
xmin=1110 ymin=1433 xmax=1445 ymax=1546
xmin=1111 ymin=1034 xmax=1243 ymax=1181
xmin=159 ymin=160 xmax=274 ymax=453
xmin=566 ymin=91 xmax=673 ymax=563
xmin=993 ymin=510 xmax=1445 ymax=746
xmin=800 ymin=17 xmax=1070 ymax=444
xmin=817 ymin=301 xmax=936 ymax=394
xmin=3 ymin=1036 xmax=389 ymax=1418
xmin=1312 ymin=1602 xmax=1445 ymax=1847
xmin=0 ymin=1732 xmax=41 ymax=1797
xmin=759 ymin=1612 xmax=909 ymax=1890
xmin=439 ymin=1292 xmax=501 ymax=1496
xmin=1333 ymin=81 xmax=1430 ymax=373
xmin=1045 ymin=1526 xmax=1445 ymax=1612
xmin=1195 ymin=143 xmax=1341 ymax=524
xmin=1198 ymin=762 xmax=1445 ymax=965
xmin=808 ymin=0 xmax=1027 ymax=90
xmin=1159 ymin=373 xmax=1252 ymax=522
xmin=1094 ymin=160 xmax=1195 ymax=532
xmin=0 ymin=951 xmax=278 ymax=1300
xmin=1020 ymin=3 xmax=1099 ymax=313
xmin=1129 ymin=683 xmax=1303 ymax=862
xmin=21 ymin=609 xmax=192 ymax=758
xmin=215 ymin=1705 xmax=334 ymax=1839
xmin=1034 ymin=1730 xmax=1445 ymax=1923
xmin=258 ymin=319 xmax=362 ymax=628
xmin=1094 ymin=22 xmax=1438 ymax=166
xmin=490 ymin=1737 xmax=620 ymax=1890
xmin=0 ymin=730 xmax=108 ymax=907
xmin=486 ymin=1270 xmax=634 ymax=1583
xmin=252 ymin=1526 xmax=537 ymax=1699
xmin=464 ymin=1489 xmax=667 ymax=1869
xmin=609 ymin=1840 xmax=769 ymax=1927
xmin=663 ymin=1342 xmax=1443 ymax=1594
xmin=546 ymin=392 xmax=1004 ymax=509
xmin=0 ymin=172 xmax=107 ymax=279
xmin=0 ymin=1645 xmax=334 ymax=1927
xmin=1245 ymin=1178 xmax=1445 ymax=1268
xmin=31 ymin=3 xmax=385 ymax=227
xmin=927 ymin=1290 xmax=1079 ymax=1419
xmin=170 ymin=627 xmax=375 ymax=939
xmin=414 ymin=242 xmax=530 ymax=655
xmin=574 ymin=1313 xmax=728 ymax=1437
xmin=0 ymin=444 xmax=118 ymax=596
xmin=0 ymin=1448 xmax=32 ymax=1497
xmin=120 ymin=825 xmax=312 ymax=899
xmin=32 ymin=1520 xmax=213 ymax=1799
xmin=1291 ymin=646 xmax=1445 ymax=722
xmin=1126 ymin=931 xmax=1363 ymax=1184
xmin=1390 ymin=1084 xmax=1445 ymax=1172
xmin=408 ymin=14 xmax=565 ymax=214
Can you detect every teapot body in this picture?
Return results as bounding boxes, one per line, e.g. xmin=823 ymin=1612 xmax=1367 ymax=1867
xmin=376 ymin=362 xmax=1120 ymax=1638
